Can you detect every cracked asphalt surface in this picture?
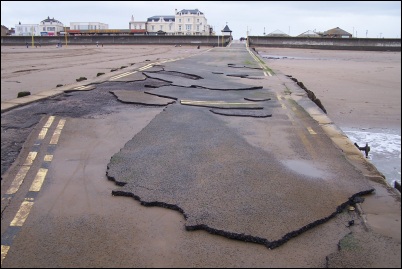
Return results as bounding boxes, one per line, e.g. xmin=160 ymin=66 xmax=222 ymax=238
xmin=1 ymin=42 xmax=400 ymax=267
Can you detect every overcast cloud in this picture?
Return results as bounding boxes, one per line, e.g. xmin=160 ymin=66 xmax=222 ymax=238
xmin=1 ymin=1 xmax=401 ymax=39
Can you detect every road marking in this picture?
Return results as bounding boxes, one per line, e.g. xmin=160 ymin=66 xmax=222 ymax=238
xmin=109 ymin=71 xmax=138 ymax=81
xmin=10 ymin=200 xmax=34 ymax=227
xmin=29 ymin=168 xmax=48 ymax=192
xmin=49 ymin=119 xmax=66 ymax=145
xmin=307 ymin=127 xmax=317 ymax=135
xmin=23 ymin=151 xmax=37 ymax=165
xmin=5 ymin=166 xmax=31 ymax=195
xmin=38 ymin=116 xmax=55 ymax=140
xmin=44 ymin=155 xmax=53 ymax=162
xmin=43 ymin=116 xmax=55 ymax=128
xmin=73 ymin=85 xmax=91 ymax=90
xmin=277 ymin=94 xmax=282 ymax=101
xmin=1 ymin=245 xmax=10 ymax=265
xmin=281 ymin=104 xmax=287 ymax=109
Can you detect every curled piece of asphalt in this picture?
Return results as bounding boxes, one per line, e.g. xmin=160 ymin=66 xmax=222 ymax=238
xmin=209 ymin=109 xmax=272 ymax=118
xmin=244 ymin=97 xmax=272 ymax=102
xmin=106 ymin=104 xmax=374 ymax=249
xmin=110 ymin=90 xmax=175 ymax=106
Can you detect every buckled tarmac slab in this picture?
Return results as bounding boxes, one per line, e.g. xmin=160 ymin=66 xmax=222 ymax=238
xmin=110 ymin=90 xmax=176 ymax=106
xmin=180 ymin=100 xmax=263 ymax=109
xmin=107 ymin=104 xmax=374 ymax=249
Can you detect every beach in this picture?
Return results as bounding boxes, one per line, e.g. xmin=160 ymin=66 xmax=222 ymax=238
xmin=256 ymin=47 xmax=401 ymax=186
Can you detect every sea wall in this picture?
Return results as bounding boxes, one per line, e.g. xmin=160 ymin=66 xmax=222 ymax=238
xmin=248 ymin=36 xmax=401 ymax=51
xmin=1 ymin=35 xmax=230 ymax=47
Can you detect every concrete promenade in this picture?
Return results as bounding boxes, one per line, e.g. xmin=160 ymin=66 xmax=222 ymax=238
xmin=1 ymin=42 xmax=400 ymax=267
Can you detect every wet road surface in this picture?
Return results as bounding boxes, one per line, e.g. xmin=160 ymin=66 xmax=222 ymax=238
xmin=1 ymin=43 xmax=400 ymax=267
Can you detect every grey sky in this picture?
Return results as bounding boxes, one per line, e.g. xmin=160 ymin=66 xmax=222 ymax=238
xmin=1 ymin=1 xmax=401 ymax=39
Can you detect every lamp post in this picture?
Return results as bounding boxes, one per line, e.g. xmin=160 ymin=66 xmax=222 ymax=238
xmin=65 ymin=26 xmax=67 ymax=46
xmin=31 ymin=25 xmax=34 ymax=47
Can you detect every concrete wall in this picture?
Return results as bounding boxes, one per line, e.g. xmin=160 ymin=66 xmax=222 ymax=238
xmin=248 ymin=36 xmax=401 ymax=51
xmin=1 ymin=35 xmax=231 ymax=46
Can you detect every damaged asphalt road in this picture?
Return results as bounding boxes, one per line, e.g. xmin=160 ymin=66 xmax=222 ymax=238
xmin=1 ymin=43 xmax=399 ymax=267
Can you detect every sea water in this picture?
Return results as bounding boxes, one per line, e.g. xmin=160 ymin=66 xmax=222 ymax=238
xmin=343 ymin=127 xmax=401 ymax=187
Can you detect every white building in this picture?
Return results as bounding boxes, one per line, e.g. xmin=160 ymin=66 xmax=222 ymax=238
xmin=39 ymin=16 xmax=64 ymax=36
xmin=129 ymin=15 xmax=147 ymax=35
xmin=146 ymin=15 xmax=175 ymax=35
xmin=70 ymin=22 xmax=108 ymax=31
xmin=174 ymin=9 xmax=209 ymax=35
xmin=14 ymin=22 xmax=40 ymax=36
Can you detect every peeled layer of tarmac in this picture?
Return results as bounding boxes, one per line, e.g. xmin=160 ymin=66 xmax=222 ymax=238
xmin=107 ymin=104 xmax=374 ymax=249
xmin=110 ymin=90 xmax=175 ymax=106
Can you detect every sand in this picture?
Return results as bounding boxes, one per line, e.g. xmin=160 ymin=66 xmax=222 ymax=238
xmin=255 ymin=47 xmax=401 ymax=130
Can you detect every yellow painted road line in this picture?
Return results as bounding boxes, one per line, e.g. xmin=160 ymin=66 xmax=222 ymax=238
xmin=10 ymin=200 xmax=34 ymax=226
xmin=38 ymin=115 xmax=55 ymax=140
xmin=43 ymin=116 xmax=55 ymax=128
xmin=307 ymin=127 xmax=317 ymax=135
xmin=23 ymin=151 xmax=37 ymax=166
xmin=29 ymin=168 xmax=48 ymax=192
xmin=37 ymin=127 xmax=48 ymax=140
xmin=109 ymin=71 xmax=138 ymax=81
xmin=49 ymin=119 xmax=66 ymax=145
xmin=44 ymin=154 xmax=53 ymax=162
xmin=1 ymin=245 xmax=10 ymax=266
xmin=5 ymin=166 xmax=31 ymax=195
xmin=73 ymin=85 xmax=88 ymax=90
xmin=138 ymin=66 xmax=152 ymax=71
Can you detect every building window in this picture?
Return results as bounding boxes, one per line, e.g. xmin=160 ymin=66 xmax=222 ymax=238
xmin=152 ymin=26 xmax=154 ymax=30
xmin=186 ymin=24 xmax=191 ymax=31
xmin=160 ymin=25 xmax=163 ymax=30
xmin=197 ymin=25 xmax=199 ymax=31
xmin=197 ymin=19 xmax=199 ymax=22
xmin=179 ymin=25 xmax=182 ymax=31
xmin=187 ymin=18 xmax=190 ymax=22
xmin=179 ymin=19 xmax=181 ymax=23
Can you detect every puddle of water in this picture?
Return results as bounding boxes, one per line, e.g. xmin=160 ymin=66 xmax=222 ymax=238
xmin=282 ymin=160 xmax=327 ymax=179
xmin=343 ymin=128 xmax=401 ymax=187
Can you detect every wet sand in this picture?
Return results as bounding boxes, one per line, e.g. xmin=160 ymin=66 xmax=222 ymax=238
xmin=256 ymin=47 xmax=401 ymax=130
xmin=256 ymin=47 xmax=401 ymax=186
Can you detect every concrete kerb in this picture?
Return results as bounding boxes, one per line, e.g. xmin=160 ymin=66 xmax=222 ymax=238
xmin=1 ymin=49 xmax=211 ymax=113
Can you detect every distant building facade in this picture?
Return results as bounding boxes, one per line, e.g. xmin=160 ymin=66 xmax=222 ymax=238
xmin=146 ymin=15 xmax=175 ymax=35
xmin=174 ymin=9 xmax=209 ymax=35
xmin=1 ymin=25 xmax=9 ymax=36
xmin=39 ymin=16 xmax=64 ymax=36
xmin=129 ymin=15 xmax=147 ymax=35
xmin=14 ymin=22 xmax=40 ymax=36
xmin=322 ymin=27 xmax=352 ymax=38
xmin=70 ymin=22 xmax=108 ymax=31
